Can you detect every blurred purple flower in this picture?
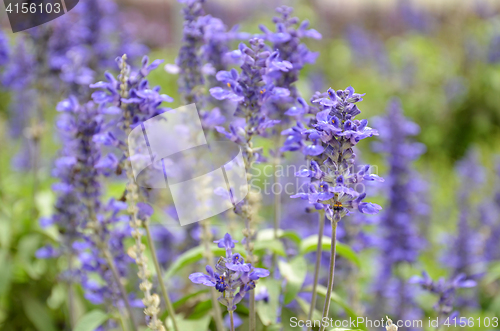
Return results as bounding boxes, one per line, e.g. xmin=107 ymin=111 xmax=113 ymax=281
xmin=370 ymin=99 xmax=426 ymax=325
xmin=410 ymin=272 xmax=476 ymax=321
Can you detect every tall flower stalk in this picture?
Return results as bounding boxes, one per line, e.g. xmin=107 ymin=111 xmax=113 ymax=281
xmin=410 ymin=272 xmax=476 ymax=329
xmin=285 ymin=87 xmax=382 ymax=330
xmin=189 ymin=234 xmax=270 ymax=331
xmin=371 ymin=99 xmax=426 ymax=325
xmin=90 ymin=55 xmax=177 ymax=331
xmin=210 ymin=38 xmax=292 ymax=330
xmin=37 ymin=96 xmax=139 ymax=330
xmin=259 ymin=5 xmax=321 ymax=272
xmin=448 ymin=149 xmax=485 ymax=278
xmin=168 ymin=1 xmax=241 ymax=329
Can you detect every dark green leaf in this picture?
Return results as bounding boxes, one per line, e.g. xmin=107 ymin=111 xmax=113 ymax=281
xmin=22 ymin=296 xmax=58 ymax=331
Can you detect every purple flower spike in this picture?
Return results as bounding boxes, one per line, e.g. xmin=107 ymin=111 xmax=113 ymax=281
xmin=284 ymin=86 xmax=382 ymax=222
xmin=190 ymin=232 xmax=269 ymax=312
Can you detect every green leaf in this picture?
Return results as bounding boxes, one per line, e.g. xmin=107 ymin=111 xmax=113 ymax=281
xmin=0 ymin=216 xmax=12 ymax=248
xmin=299 ymin=235 xmax=361 ymax=268
xmin=296 ymin=297 xmax=322 ymax=321
xmin=35 ymin=190 xmax=55 ymax=217
xmin=189 ymin=299 xmax=213 ymax=320
xmin=281 ymin=307 xmax=300 ymax=331
xmin=484 ymin=261 xmax=500 ymax=285
xmin=279 ymin=256 xmax=307 ymax=305
xmin=16 ymin=234 xmax=44 ymax=279
xmin=164 ymin=246 xmax=225 ymax=279
xmin=173 ymin=289 xmax=208 ymax=309
xmin=74 ymin=310 xmax=109 ymax=331
xmin=295 ymin=298 xmax=364 ymax=331
xmin=256 ymin=278 xmax=281 ymax=326
xmin=47 ymin=283 xmax=66 ymax=309
xmin=254 ymin=239 xmax=286 ymax=257
xmin=22 ymin=296 xmax=58 ymax=331
xmin=256 ymin=229 xmax=302 ymax=245
xmin=166 ymin=315 xmax=211 ymax=331
xmin=0 ymin=249 xmax=12 ymax=298
xmin=303 ymin=285 xmax=366 ymax=331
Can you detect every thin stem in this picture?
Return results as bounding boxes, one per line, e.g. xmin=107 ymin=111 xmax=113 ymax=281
xmin=307 ymin=210 xmax=325 ymax=331
xmin=102 ymin=248 xmax=136 ymax=331
xmin=229 ymin=310 xmax=235 ymax=331
xmin=319 ymin=220 xmax=338 ymax=331
xmin=67 ymin=254 xmax=76 ymax=330
xmin=210 ymin=288 xmax=225 ymax=331
xmin=435 ymin=312 xmax=444 ymax=331
xmin=118 ymin=315 xmax=129 ymax=331
xmin=118 ymin=55 xmax=165 ymax=331
xmin=84 ymin=201 xmax=137 ymax=330
xmin=144 ymin=222 xmax=179 ymax=331
xmin=200 ymin=220 xmax=225 ymax=331
xmin=31 ymin=135 xmax=40 ymax=220
xmin=272 ymin=134 xmax=282 ymax=277
xmin=242 ymin=213 xmax=257 ymax=331
xmin=249 ymin=292 xmax=256 ymax=331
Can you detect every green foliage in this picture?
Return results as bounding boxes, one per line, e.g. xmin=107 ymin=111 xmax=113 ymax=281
xmin=299 ymin=235 xmax=361 ymax=268
xmin=279 ymin=256 xmax=308 ymax=305
xmin=164 ymin=246 xmax=225 ymax=279
xmin=22 ymin=295 xmax=58 ymax=331
xmin=73 ymin=310 xmax=109 ymax=331
xmin=256 ymin=278 xmax=281 ymax=327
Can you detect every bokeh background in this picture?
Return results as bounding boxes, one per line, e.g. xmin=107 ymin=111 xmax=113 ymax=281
xmin=1 ymin=0 xmax=500 ymax=330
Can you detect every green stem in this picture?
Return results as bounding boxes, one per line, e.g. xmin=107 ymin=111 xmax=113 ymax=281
xmin=229 ymin=310 xmax=235 ymax=331
xmin=200 ymin=220 xmax=225 ymax=331
xmin=272 ymin=135 xmax=281 ymax=277
xmin=67 ymin=254 xmax=76 ymax=330
xmin=319 ymin=220 xmax=338 ymax=331
xmin=243 ymin=213 xmax=257 ymax=331
xmin=31 ymin=136 xmax=40 ymax=220
xmin=210 ymin=288 xmax=225 ymax=331
xmin=144 ymin=222 xmax=179 ymax=331
xmin=84 ymin=197 xmax=136 ymax=330
xmin=249 ymin=291 xmax=256 ymax=331
xmin=118 ymin=315 xmax=128 ymax=331
xmin=307 ymin=210 xmax=325 ymax=331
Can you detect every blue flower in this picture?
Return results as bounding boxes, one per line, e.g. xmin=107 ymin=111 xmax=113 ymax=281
xmin=189 ymin=233 xmax=269 ymax=312
xmin=284 ymin=86 xmax=382 ymax=221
